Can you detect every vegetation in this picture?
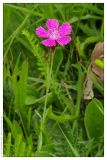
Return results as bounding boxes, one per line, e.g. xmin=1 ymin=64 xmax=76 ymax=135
xmin=3 ymin=3 xmax=104 ymax=157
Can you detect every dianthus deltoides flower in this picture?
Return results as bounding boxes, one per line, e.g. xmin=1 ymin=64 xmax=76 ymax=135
xmin=36 ymin=19 xmax=72 ymax=47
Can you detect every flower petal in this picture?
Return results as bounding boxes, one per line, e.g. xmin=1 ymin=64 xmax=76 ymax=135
xmin=59 ymin=23 xmax=72 ymax=36
xmin=46 ymin=19 xmax=59 ymax=29
xmin=57 ymin=36 xmax=71 ymax=45
xmin=42 ymin=39 xmax=56 ymax=47
xmin=36 ymin=26 xmax=48 ymax=38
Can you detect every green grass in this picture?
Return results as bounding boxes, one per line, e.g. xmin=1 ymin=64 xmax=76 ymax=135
xmin=3 ymin=3 xmax=104 ymax=157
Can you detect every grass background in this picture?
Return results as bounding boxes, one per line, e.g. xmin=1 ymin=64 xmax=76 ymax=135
xmin=3 ymin=3 xmax=104 ymax=157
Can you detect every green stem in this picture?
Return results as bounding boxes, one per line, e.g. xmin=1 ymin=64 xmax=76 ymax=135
xmin=37 ymin=49 xmax=54 ymax=154
xmin=43 ymin=51 xmax=54 ymax=121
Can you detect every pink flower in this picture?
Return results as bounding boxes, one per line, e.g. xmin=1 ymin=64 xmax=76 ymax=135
xmin=36 ymin=19 xmax=72 ymax=47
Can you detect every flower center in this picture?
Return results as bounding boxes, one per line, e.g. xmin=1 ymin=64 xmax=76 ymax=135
xmin=48 ymin=29 xmax=60 ymax=40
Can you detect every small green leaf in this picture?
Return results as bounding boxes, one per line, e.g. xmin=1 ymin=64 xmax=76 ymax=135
xmin=14 ymin=134 xmax=22 ymax=156
xmin=95 ymin=59 xmax=104 ymax=69
xmin=19 ymin=141 xmax=26 ymax=156
xmin=4 ymin=133 xmax=11 ymax=156
xmin=75 ymin=37 xmax=85 ymax=58
xmin=84 ymin=98 xmax=104 ymax=140
xmin=25 ymin=92 xmax=54 ymax=105
xmin=46 ymin=106 xmax=77 ymax=123
xmin=4 ymin=114 xmax=23 ymax=139
xmin=25 ymin=95 xmax=37 ymax=105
